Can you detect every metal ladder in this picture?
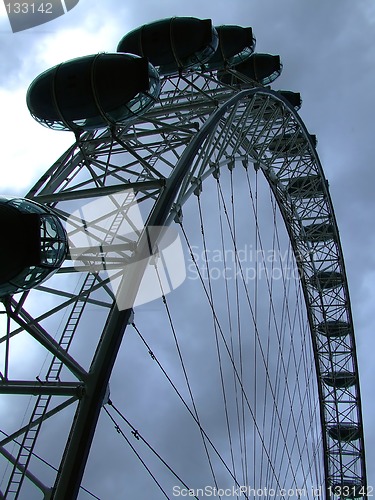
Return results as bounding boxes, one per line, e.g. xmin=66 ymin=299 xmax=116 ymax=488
xmin=4 ymin=274 xmax=96 ymax=498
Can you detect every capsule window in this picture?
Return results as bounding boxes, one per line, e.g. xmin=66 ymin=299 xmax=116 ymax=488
xmin=27 ymin=53 xmax=160 ymax=132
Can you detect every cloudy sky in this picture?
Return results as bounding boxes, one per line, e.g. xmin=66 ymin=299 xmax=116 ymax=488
xmin=1 ymin=0 xmax=375 ymax=498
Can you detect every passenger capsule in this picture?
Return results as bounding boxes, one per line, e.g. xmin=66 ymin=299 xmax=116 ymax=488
xmin=117 ymin=17 xmax=218 ymax=75
xmin=249 ymin=90 xmax=302 ymax=120
xmin=310 ymin=270 xmax=343 ymax=290
xmin=268 ymin=133 xmax=317 ymax=156
xmin=218 ymin=53 xmax=282 ymax=86
xmin=328 ymin=424 xmax=361 ymax=442
xmin=287 ymin=175 xmax=326 ymax=198
xmin=322 ymin=371 xmax=356 ymax=388
xmin=301 ymin=222 xmax=334 ymax=242
xmin=205 ymin=25 xmax=255 ymax=70
xmin=278 ymin=90 xmax=302 ymax=110
xmin=317 ymin=320 xmax=351 ymax=338
xmin=0 ymin=197 xmax=67 ymax=297
xmin=27 ymin=53 xmax=160 ymax=131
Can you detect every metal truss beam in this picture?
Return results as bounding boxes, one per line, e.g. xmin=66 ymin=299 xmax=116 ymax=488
xmin=0 ymin=381 xmax=83 ymax=396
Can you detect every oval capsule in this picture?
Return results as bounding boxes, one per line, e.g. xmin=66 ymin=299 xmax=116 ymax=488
xmin=27 ymin=53 xmax=160 ymax=131
xmin=117 ymin=17 xmax=218 ymax=75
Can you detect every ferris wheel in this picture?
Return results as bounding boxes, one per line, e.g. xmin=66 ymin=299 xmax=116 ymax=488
xmin=0 ymin=17 xmax=367 ymax=500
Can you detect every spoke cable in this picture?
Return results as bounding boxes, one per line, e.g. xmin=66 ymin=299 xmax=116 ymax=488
xmin=215 ymin=180 xmax=298 ymax=487
xmin=105 ymin=403 xmax=192 ymax=495
xmin=103 ymin=405 xmax=170 ymax=499
xmin=153 ymin=262 xmax=221 ymax=496
xmin=228 ymin=168 xmax=248 ymax=488
xmin=130 ymin=322 xmax=250 ymax=498
xmin=179 ymin=221 xmax=284 ymax=491
xmin=197 ymin=191 xmax=240 ymax=493
xmin=216 ymin=175 xmax=241 ymax=485
xmin=242 ymin=168 xmax=314 ymax=491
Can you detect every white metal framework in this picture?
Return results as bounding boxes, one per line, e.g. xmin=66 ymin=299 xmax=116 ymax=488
xmin=0 ymin=59 xmax=367 ymax=498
